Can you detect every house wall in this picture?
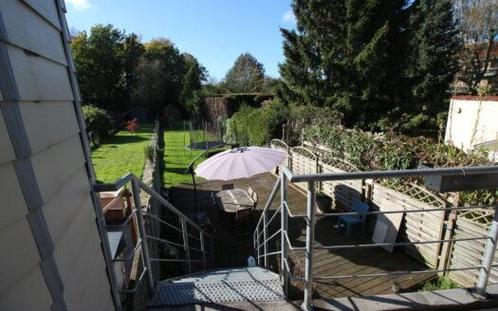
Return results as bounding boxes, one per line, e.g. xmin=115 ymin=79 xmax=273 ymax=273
xmin=0 ymin=1 xmax=115 ymax=310
xmin=444 ymin=96 xmax=498 ymax=152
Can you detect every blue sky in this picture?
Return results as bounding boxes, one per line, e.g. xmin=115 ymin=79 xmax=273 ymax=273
xmin=66 ymin=0 xmax=295 ymax=80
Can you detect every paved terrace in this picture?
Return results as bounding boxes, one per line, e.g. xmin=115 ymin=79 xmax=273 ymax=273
xmin=169 ymin=173 xmax=434 ymax=301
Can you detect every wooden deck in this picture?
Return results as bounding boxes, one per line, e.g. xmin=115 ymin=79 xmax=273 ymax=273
xmin=169 ymin=173 xmax=435 ymax=300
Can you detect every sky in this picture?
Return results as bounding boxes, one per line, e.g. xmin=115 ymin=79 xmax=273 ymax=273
xmin=65 ymin=0 xmax=296 ymax=80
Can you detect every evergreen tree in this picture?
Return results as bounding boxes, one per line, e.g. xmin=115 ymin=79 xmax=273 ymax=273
xmin=279 ymin=0 xmax=461 ymax=133
xmin=402 ymin=0 xmax=461 ymax=133
xmin=224 ymin=53 xmax=265 ymax=93
xmin=279 ymin=0 xmax=410 ymax=129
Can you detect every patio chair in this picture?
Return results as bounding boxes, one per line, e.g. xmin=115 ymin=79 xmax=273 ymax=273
xmin=247 ymin=187 xmax=258 ymax=208
xmin=221 ymin=183 xmax=234 ymax=190
xmin=337 ymin=200 xmax=370 ymax=237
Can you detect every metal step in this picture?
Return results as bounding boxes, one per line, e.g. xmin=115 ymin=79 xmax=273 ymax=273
xmin=148 ymin=267 xmax=285 ymax=307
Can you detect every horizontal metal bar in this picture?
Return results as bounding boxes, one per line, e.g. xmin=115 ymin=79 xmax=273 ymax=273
xmin=150 ymin=258 xmax=205 ymax=263
xmin=257 ymin=250 xmax=282 ymax=258
xmin=313 ymin=266 xmax=485 ymax=280
xmin=289 ymin=205 xmax=495 ymax=219
xmin=255 ymin=177 xmax=281 ymax=231
xmin=188 ymin=233 xmax=201 ymax=242
xmin=262 ymin=229 xmax=282 ymax=246
xmin=145 ymin=212 xmax=182 ymax=233
xmin=286 ymin=236 xmax=489 ymax=251
xmin=146 ymin=235 xmax=184 ymax=248
xmin=257 ymin=205 xmax=282 ymax=241
xmin=287 ymin=165 xmax=498 ymax=183
xmin=134 ymin=177 xmax=212 ymax=239
xmin=94 ymin=173 xmax=133 ymax=192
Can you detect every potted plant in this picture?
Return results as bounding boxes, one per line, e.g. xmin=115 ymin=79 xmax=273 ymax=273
xmin=316 ymin=191 xmax=332 ymax=213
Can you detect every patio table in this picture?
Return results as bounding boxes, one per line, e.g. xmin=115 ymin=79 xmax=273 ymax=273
xmin=215 ymin=188 xmax=255 ymax=213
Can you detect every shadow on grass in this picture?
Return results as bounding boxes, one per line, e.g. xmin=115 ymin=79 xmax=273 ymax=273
xmin=101 ymin=134 xmax=149 ymax=145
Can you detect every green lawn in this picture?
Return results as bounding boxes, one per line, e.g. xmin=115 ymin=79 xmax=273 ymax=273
xmin=163 ymin=129 xmax=221 ymax=186
xmin=92 ymin=125 xmax=153 ymax=183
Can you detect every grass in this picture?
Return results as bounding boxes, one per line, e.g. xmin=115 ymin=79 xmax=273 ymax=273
xmin=163 ymin=129 xmax=222 ymax=186
xmin=420 ymin=277 xmax=459 ymax=291
xmin=91 ymin=125 xmax=153 ymax=183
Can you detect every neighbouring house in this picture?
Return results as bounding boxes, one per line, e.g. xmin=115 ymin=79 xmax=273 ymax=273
xmin=0 ymin=1 xmax=117 ymax=310
xmin=445 ymin=95 xmax=498 ymax=161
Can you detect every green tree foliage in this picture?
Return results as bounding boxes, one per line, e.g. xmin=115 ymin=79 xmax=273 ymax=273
xmin=278 ymin=0 xmax=461 ymax=134
xmin=71 ymin=24 xmax=144 ymax=110
xmin=81 ymin=105 xmax=113 ymax=138
xmin=133 ymin=39 xmax=207 ymax=115
xmin=223 ymin=53 xmax=265 ymax=93
xmin=401 ymin=0 xmax=461 ymax=134
xmin=180 ymin=53 xmax=208 ymax=115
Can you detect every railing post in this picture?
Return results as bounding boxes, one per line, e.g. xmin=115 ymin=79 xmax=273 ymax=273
xmin=263 ymin=208 xmax=268 ymax=268
xmin=280 ymin=171 xmax=289 ymax=296
xmin=256 ymin=227 xmax=261 ymax=266
xmin=200 ymin=231 xmax=207 ymax=270
xmin=181 ymin=218 xmax=192 ymax=274
xmin=476 ymin=205 xmax=498 ymax=295
xmin=131 ymin=178 xmax=154 ymax=291
xmin=302 ymin=180 xmax=316 ymax=311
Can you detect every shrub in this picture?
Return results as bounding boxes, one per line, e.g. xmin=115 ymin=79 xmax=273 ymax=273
xmin=303 ymin=124 xmax=496 ymax=206
xmin=82 ymin=105 xmax=112 ymax=138
xmin=420 ymin=277 xmax=458 ymax=291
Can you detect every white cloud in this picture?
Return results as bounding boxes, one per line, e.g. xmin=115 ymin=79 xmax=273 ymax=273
xmin=282 ymin=9 xmax=296 ymax=23
xmin=66 ymin=0 xmax=93 ymax=11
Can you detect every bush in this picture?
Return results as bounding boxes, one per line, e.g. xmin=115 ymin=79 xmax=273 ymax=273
xmin=82 ymin=105 xmax=113 ymax=138
xmin=420 ymin=277 xmax=458 ymax=291
xmin=303 ymin=124 xmax=496 ymax=206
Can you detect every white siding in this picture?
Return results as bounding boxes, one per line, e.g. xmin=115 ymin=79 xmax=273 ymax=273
xmin=20 ymin=102 xmax=80 ymax=154
xmin=0 ymin=0 xmax=114 ymax=310
xmin=6 ymin=44 xmax=73 ymax=101
xmin=0 ymin=0 xmax=67 ymax=65
xmin=0 ymin=113 xmax=15 ymax=164
xmin=0 ymin=163 xmax=28 ymax=228
xmin=0 ymin=266 xmax=52 ymax=310
xmin=31 ymin=134 xmax=86 ymax=202
xmin=43 ymin=166 xmax=91 ymax=244
xmin=21 ymin=0 xmax=61 ymax=29
xmin=0 ymin=218 xmax=41 ymax=295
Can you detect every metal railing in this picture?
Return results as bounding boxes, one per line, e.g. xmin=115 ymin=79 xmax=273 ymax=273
xmin=254 ymin=165 xmax=498 ymax=311
xmin=94 ymin=173 xmax=214 ymax=305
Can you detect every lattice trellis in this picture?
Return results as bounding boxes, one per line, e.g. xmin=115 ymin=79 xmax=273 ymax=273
xmin=379 ymin=180 xmax=446 ymax=209
xmin=270 ymin=139 xmax=290 ymax=169
xmin=270 ymin=139 xmax=289 ymax=151
xmin=320 ymin=157 xmax=359 ymax=173
xmin=457 ymin=208 xmax=494 ymax=227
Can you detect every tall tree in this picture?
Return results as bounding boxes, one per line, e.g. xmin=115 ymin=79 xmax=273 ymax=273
xmin=224 ymin=53 xmax=265 ymax=93
xmin=71 ymin=24 xmax=126 ymax=109
xmin=278 ymin=0 xmax=410 ymax=129
xmin=402 ymin=0 xmax=461 ymax=133
xmin=180 ymin=53 xmax=208 ymax=115
xmin=122 ymin=33 xmax=145 ymax=103
xmin=454 ymin=0 xmax=498 ymax=94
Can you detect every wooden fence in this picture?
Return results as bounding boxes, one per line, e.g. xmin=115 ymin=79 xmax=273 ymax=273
xmin=270 ymin=139 xmax=495 ymax=284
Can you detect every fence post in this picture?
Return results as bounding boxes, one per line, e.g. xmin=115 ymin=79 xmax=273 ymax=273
xmin=302 ymin=180 xmax=316 ymax=311
xmin=263 ymin=208 xmax=268 ymax=268
xmin=181 ymin=219 xmax=192 ymax=274
xmin=280 ymin=171 xmax=289 ymax=296
xmin=476 ymin=205 xmax=498 ymax=295
xmin=131 ymin=178 xmax=154 ymax=291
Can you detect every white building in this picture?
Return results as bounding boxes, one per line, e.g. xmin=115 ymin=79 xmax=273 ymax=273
xmin=445 ymin=96 xmax=498 ymax=160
